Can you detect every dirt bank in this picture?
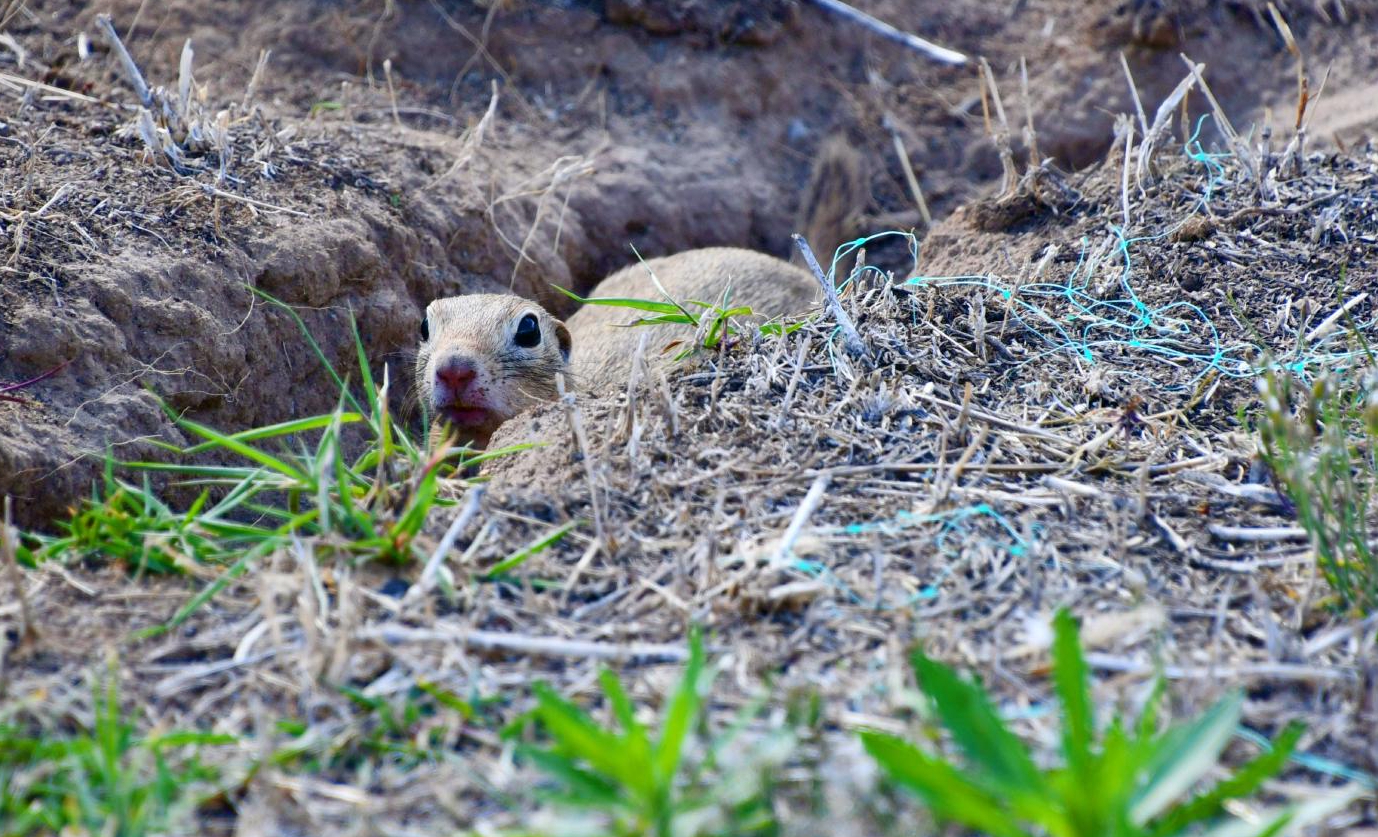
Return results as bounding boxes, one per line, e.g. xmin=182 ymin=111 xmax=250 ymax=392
xmin=2 ymin=0 xmax=1375 ymax=528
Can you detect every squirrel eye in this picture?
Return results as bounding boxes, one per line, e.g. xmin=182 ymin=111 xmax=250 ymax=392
xmin=421 ymin=316 xmax=430 ymax=342
xmin=514 ymin=312 xmax=541 ymax=348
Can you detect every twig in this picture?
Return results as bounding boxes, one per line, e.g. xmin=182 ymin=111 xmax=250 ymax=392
xmin=887 ymin=124 xmax=931 ymax=226
xmin=1084 ymin=652 xmax=1356 ymax=683
xmin=1303 ymin=612 xmax=1378 ymax=658
xmin=1207 ymin=523 xmax=1309 ymax=543
xmin=979 ymin=57 xmax=1020 ymax=194
xmin=774 ymin=335 xmax=810 ymax=430
xmin=1178 ymin=471 xmax=1286 ymax=507
xmin=241 ymin=48 xmax=271 ymax=110
xmin=560 ymin=540 xmax=601 ymax=609
xmin=1136 ymin=68 xmax=1198 ymax=185
xmin=409 ymin=486 xmax=485 ymax=601
xmin=1019 ymin=56 xmax=1041 ymax=166
xmin=152 ymin=650 xmax=280 ymax=698
xmin=0 ymin=70 xmax=102 ymax=104
xmin=833 ymin=461 xmax=1065 ymax=477
xmin=95 ymin=14 xmax=152 ymax=108
xmin=1119 ymin=52 xmax=1149 ymax=138
xmin=805 ymin=0 xmax=967 ymax=66
xmin=358 ymin=624 xmax=694 ymax=663
xmin=1043 ymin=474 xmax=1106 ymax=498
xmin=1120 ymin=116 xmax=1134 ymax=231
xmin=793 ymin=234 xmax=870 ymax=359
xmin=912 ymin=390 xmax=1071 ymax=447
xmin=1304 ymin=292 xmax=1368 ymax=343
xmin=194 ymin=183 xmax=309 ymax=217
xmin=1153 ymin=514 xmax=1194 ymax=555
xmin=557 ymin=372 xmax=608 ymax=550
xmin=382 ymin=58 xmax=402 ymax=128
xmin=934 ymin=423 xmax=989 ymax=506
xmin=773 ymin=474 xmax=830 ymax=565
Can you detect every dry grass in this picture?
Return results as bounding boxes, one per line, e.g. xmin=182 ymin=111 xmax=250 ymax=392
xmin=7 ymin=133 xmax=1376 ymax=831
xmin=3 ymin=5 xmax=1378 ymax=834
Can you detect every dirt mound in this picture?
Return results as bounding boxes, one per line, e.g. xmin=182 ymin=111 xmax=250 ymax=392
xmin=4 ymin=1 xmax=1378 ymax=832
xmin=476 ymin=139 xmax=1378 ymax=799
xmin=4 ymin=0 xmax=1375 ymax=528
xmin=8 ymin=140 xmax=1376 ymax=833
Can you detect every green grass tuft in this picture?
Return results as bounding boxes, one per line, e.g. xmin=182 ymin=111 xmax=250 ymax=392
xmin=860 ymin=608 xmax=1357 ymax=837
xmin=1256 ymin=365 xmax=1378 ymax=614
xmin=0 ymin=662 xmax=234 ymax=837
xmin=21 ymin=292 xmax=518 ymax=636
xmin=508 ymin=629 xmax=791 ymax=837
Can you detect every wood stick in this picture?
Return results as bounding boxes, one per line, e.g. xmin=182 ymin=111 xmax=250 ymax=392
xmin=888 ymin=125 xmax=931 ymax=225
xmin=793 ymin=234 xmax=870 ymax=359
xmin=359 ymin=624 xmax=694 ymax=663
xmin=0 ymin=70 xmax=102 ymax=104
xmin=774 ymin=474 xmax=830 ymax=565
xmin=1207 ymin=523 xmax=1309 ymax=542
xmin=95 ymin=14 xmax=153 ymax=107
xmin=805 ymin=0 xmax=967 ymax=66
xmin=1 ymin=496 xmax=35 ymax=646
xmin=1084 ymin=652 xmax=1355 ymax=683
xmin=1305 ymin=291 xmax=1368 ymax=343
xmin=411 ymin=486 xmax=486 ymax=600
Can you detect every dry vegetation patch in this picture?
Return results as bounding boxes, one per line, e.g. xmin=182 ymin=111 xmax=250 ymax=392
xmin=3 ymin=1 xmax=1378 ymax=834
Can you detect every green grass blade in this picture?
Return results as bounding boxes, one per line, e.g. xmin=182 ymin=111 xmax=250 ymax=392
xmin=172 ymin=415 xmax=308 ymax=483
xmin=860 ymin=731 xmax=1029 ymax=837
xmin=144 ymin=732 xmax=238 ymax=749
xmin=416 ymin=681 xmax=474 ymax=720
xmin=484 ymin=521 xmax=574 ymax=577
xmin=348 ymin=310 xmax=377 ymax=405
xmin=250 ymin=286 xmax=366 ymax=415
xmin=599 ymin=669 xmax=642 ymax=736
xmin=1052 ymin=610 xmax=1095 ymax=779
xmin=911 ymin=649 xmax=1044 ymax=794
xmin=530 ymin=683 xmax=648 ymax=797
xmin=518 ymin=745 xmax=625 ymax=808
xmin=617 ymin=314 xmax=700 ymax=328
xmin=180 ymin=413 xmax=363 ymax=455
xmin=131 ymin=550 xmax=261 ymax=639
xmin=652 ymin=628 xmax=707 ymax=786
xmin=551 ymin=285 xmax=685 ymax=315
xmin=1148 ymin=722 xmax=1306 ymax=836
xmin=1131 ymin=690 xmax=1243 ymax=825
xmin=458 ymin=441 xmax=541 ymax=469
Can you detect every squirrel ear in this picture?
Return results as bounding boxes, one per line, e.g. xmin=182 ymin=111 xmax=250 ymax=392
xmin=554 ymin=319 xmax=572 ymax=364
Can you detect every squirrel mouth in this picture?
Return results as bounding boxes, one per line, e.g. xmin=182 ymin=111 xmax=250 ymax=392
xmin=440 ymin=404 xmax=497 ymax=428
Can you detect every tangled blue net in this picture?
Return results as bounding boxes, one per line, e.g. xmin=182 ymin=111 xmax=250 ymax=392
xmin=821 ymin=115 xmax=1374 ymax=389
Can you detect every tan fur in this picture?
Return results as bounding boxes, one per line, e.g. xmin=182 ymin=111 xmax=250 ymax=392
xmin=566 ymin=247 xmax=817 ymax=393
xmin=415 ymin=294 xmax=570 ymax=449
xmin=415 ymin=138 xmax=866 ymax=447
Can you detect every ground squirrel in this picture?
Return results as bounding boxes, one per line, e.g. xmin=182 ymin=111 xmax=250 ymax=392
xmin=416 ymin=138 xmax=865 ymax=448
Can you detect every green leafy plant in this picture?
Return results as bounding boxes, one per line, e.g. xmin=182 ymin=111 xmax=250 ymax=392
xmin=1256 ymin=366 xmax=1378 ymax=614
xmin=511 ymin=629 xmax=786 ymax=837
xmin=0 ymin=666 xmax=234 ymax=837
xmin=861 ymin=609 xmax=1360 ymax=837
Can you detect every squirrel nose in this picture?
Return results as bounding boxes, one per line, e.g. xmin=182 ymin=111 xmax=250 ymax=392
xmin=435 ymin=356 xmax=477 ymax=392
